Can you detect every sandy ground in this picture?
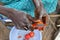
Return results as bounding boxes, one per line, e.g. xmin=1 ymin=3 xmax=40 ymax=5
xmin=0 ymin=21 xmax=10 ymax=40
xmin=55 ymin=32 xmax=60 ymax=40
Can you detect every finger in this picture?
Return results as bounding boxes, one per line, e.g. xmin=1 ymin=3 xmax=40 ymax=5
xmin=26 ymin=14 xmax=36 ymax=22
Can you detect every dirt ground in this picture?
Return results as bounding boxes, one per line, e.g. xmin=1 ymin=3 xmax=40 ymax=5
xmin=0 ymin=21 xmax=10 ymax=40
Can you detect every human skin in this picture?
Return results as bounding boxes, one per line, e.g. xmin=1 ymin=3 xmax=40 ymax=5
xmin=33 ymin=0 xmax=42 ymax=19
xmin=0 ymin=5 xmax=34 ymax=30
xmin=0 ymin=0 xmax=41 ymax=30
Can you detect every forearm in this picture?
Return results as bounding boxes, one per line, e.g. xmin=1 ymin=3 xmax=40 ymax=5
xmin=0 ymin=7 xmax=10 ymax=17
xmin=0 ymin=5 xmax=17 ymax=18
xmin=33 ymin=0 xmax=42 ymax=19
xmin=33 ymin=0 xmax=41 ymax=8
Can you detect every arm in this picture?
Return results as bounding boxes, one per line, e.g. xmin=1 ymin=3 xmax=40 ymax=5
xmin=0 ymin=6 xmax=19 ymax=19
xmin=0 ymin=5 xmax=36 ymax=31
xmin=0 ymin=5 xmax=34 ymax=30
xmin=33 ymin=0 xmax=42 ymax=19
xmin=33 ymin=0 xmax=41 ymax=8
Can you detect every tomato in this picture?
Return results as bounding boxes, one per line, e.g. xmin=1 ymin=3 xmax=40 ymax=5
xmin=38 ymin=27 xmax=43 ymax=30
xmin=29 ymin=32 xmax=34 ymax=37
xmin=24 ymin=32 xmax=34 ymax=40
xmin=25 ymin=34 xmax=30 ymax=39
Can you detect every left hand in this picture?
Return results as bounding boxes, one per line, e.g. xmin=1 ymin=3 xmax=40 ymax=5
xmin=33 ymin=0 xmax=42 ymax=19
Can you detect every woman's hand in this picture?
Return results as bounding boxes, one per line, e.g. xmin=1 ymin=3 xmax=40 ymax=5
xmin=0 ymin=5 xmax=35 ymax=30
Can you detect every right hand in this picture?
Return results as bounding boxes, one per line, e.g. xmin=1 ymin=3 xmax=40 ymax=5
xmin=0 ymin=5 xmax=35 ymax=31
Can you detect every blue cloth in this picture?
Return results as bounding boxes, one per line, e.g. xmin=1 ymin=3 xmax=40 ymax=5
xmin=0 ymin=0 xmax=58 ymax=17
xmin=42 ymin=0 xmax=58 ymax=13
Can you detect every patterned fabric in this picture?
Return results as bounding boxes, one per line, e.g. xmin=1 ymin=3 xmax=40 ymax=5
xmin=0 ymin=0 xmax=58 ymax=17
xmin=42 ymin=0 xmax=58 ymax=13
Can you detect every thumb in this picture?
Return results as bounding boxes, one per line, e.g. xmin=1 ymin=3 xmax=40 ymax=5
xmin=26 ymin=14 xmax=36 ymax=22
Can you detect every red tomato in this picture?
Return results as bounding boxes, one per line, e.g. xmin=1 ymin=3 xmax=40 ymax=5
xmin=29 ymin=32 xmax=34 ymax=37
xmin=38 ymin=27 xmax=43 ymax=30
xmin=25 ymin=34 xmax=30 ymax=39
